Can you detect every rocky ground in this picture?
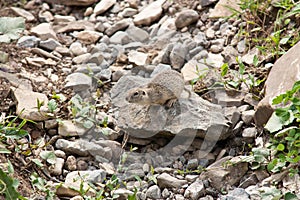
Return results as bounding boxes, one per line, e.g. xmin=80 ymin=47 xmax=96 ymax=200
xmin=0 ymin=0 xmax=300 ymax=199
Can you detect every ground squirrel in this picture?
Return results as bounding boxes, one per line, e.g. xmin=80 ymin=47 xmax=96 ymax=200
xmin=126 ymin=69 xmax=188 ymax=107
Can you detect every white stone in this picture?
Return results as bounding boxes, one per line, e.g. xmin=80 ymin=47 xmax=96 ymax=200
xmin=94 ymin=0 xmax=116 ymax=15
xmin=133 ymin=0 xmax=166 ymax=26
xmin=128 ymin=51 xmax=148 ymax=66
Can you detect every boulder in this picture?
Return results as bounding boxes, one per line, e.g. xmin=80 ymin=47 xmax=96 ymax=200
xmin=110 ymin=74 xmax=230 ymax=141
xmin=254 ymin=41 xmax=300 ymax=127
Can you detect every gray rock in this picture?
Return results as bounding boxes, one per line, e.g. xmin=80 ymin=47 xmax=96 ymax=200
xmin=200 ymin=156 xmax=248 ymax=191
xmin=17 ymin=36 xmax=40 ymax=48
xmin=152 ymin=43 xmax=173 ymax=65
xmin=111 ymin=75 xmax=230 ymax=140
xmin=105 ymin=18 xmax=131 ymax=36
xmin=10 ymin=7 xmax=35 ymax=22
xmin=76 ymin=30 xmax=102 ymax=44
xmin=58 ymin=120 xmax=88 ymax=136
xmin=199 ymin=0 xmax=218 ymax=7
xmin=39 ymin=38 xmax=61 ymax=51
xmin=87 ymin=52 xmax=104 ymax=65
xmin=65 ymin=72 xmax=92 ymax=91
xmin=175 ymin=9 xmax=199 ymax=29
xmin=242 ymin=48 xmax=260 ymax=65
xmin=95 ymin=68 xmax=112 ymax=81
xmin=123 ymin=41 xmax=144 ymax=50
xmin=126 ymin=25 xmax=149 ymax=42
xmin=242 ymin=127 xmax=257 ymax=138
xmin=133 ymin=0 xmax=166 ymax=26
xmin=224 ymin=106 xmax=240 ymax=127
xmin=31 ymin=23 xmax=57 ymax=40
xmin=45 ymin=119 xmax=58 ymax=129
xmin=112 ymin=69 xmax=128 ymax=82
xmin=114 ymin=188 xmax=134 ymax=199
xmin=64 ymin=170 xmax=106 ymax=196
xmin=55 ymin=139 xmax=113 ymax=160
xmin=241 ymin=110 xmax=255 ymax=125
xmin=151 ymin=64 xmax=171 ymax=77
xmin=109 ymin=31 xmax=130 ymax=44
xmin=157 ymin=18 xmax=176 ymax=36
xmin=69 ymin=42 xmax=87 ymax=56
xmin=194 ymin=32 xmax=208 ymax=46
xmin=237 ymin=39 xmax=246 ymax=53
xmin=184 ymin=180 xmax=205 ymax=200
xmin=210 ymin=45 xmax=223 ymax=53
xmin=38 ymin=10 xmax=54 ymax=23
xmin=255 ymin=41 xmax=300 ymax=127
xmin=73 ymin=53 xmax=92 ymax=64
xmin=185 ymin=175 xmax=199 ymax=182
xmin=206 ymin=27 xmax=215 ymax=39
xmin=214 ymin=89 xmax=244 ymax=106
xmin=65 ymin=155 xmax=77 ymax=171
xmin=157 ymin=173 xmax=188 ymax=188
xmin=49 ymin=157 xmax=65 ymax=176
xmin=174 ymin=194 xmax=185 ymax=200
xmin=77 ymin=160 xmax=88 ymax=171
xmin=94 ymin=0 xmax=116 ymax=15
xmin=223 ymin=45 xmax=239 ymax=65
xmin=128 ymin=50 xmax=148 ymax=66
xmin=170 ymin=43 xmax=187 ymax=69
xmin=220 ymin=188 xmax=250 ymax=200
xmin=12 ymin=88 xmax=49 ymax=121
xmin=232 ymin=121 xmax=243 ymax=135
xmin=209 ymin=0 xmax=241 ymax=18
xmin=121 ymin=7 xmax=138 ymax=17
xmin=187 ymin=159 xmax=198 ymax=170
xmin=75 ymin=64 xmax=102 ymax=74
xmin=146 ymin=185 xmax=161 ymax=199
xmin=0 ymin=51 xmax=8 ymax=63
xmin=162 ymin=188 xmax=170 ymax=198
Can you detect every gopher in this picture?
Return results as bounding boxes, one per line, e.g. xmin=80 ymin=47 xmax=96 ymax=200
xmin=125 ymin=70 xmax=187 ymax=107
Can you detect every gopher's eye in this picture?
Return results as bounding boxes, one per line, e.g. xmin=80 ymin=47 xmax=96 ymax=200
xmin=133 ymin=91 xmax=139 ymax=96
xmin=142 ymin=91 xmax=146 ymax=95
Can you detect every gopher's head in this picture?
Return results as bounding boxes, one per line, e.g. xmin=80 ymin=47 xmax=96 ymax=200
xmin=125 ymin=88 xmax=150 ymax=104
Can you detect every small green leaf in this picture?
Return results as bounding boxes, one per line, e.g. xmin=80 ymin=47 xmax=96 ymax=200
xmin=31 ymin=159 xmax=43 ymax=167
xmin=220 ymin=63 xmax=229 ymax=77
xmin=7 ymin=160 xmax=14 ymax=175
xmin=0 ymin=168 xmax=22 ymax=200
xmin=47 ymin=99 xmax=57 ymax=113
xmin=284 ymin=192 xmax=298 ymax=200
xmin=276 ymin=143 xmax=285 ymax=151
xmin=40 ymin=151 xmax=57 ymax=165
xmin=227 ymin=80 xmax=240 ymax=88
xmin=253 ymin=55 xmax=259 ymax=67
xmin=280 ymin=36 xmax=291 ymax=45
xmin=83 ymin=120 xmax=94 ymax=129
xmin=272 ymin=94 xmax=284 ymax=104
xmin=265 ymin=113 xmax=283 ymax=133
xmin=0 ymin=17 xmax=25 ymax=43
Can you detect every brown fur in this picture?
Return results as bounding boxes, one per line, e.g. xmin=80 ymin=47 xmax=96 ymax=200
xmin=126 ymin=70 xmax=185 ymax=107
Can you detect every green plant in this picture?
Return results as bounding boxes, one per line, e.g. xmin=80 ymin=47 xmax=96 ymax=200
xmin=0 ymin=160 xmax=26 ymax=200
xmin=230 ymin=0 xmax=300 ymax=58
xmin=69 ymin=94 xmax=96 ymax=129
xmin=220 ymin=56 xmax=264 ymax=92
xmin=0 ymin=115 xmax=29 ymax=153
xmin=0 ymin=17 xmax=25 ymax=43
xmin=264 ymin=80 xmax=300 ymax=175
xmin=30 ymin=173 xmax=56 ymax=199
xmin=190 ymin=65 xmax=209 ymax=87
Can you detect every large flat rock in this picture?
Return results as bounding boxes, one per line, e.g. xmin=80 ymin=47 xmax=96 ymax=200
xmin=110 ymin=74 xmax=230 ymax=141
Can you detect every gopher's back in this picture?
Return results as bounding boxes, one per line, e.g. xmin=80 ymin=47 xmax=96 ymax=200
xmin=150 ymin=70 xmax=184 ymax=98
